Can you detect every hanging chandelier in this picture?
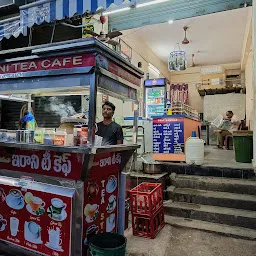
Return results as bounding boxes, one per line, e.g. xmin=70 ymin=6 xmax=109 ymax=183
xmin=168 ymin=43 xmax=187 ymax=71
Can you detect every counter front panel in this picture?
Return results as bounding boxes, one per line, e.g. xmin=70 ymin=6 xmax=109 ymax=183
xmin=0 ymin=176 xmax=75 ymax=256
xmin=153 ymin=118 xmax=184 ymax=154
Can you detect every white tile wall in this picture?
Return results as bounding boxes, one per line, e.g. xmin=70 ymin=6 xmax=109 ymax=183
xmin=204 ymin=93 xmax=246 ymax=122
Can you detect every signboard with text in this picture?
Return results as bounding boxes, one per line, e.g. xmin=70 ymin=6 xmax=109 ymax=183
xmin=0 ymin=147 xmax=83 ymax=180
xmin=0 ymin=54 xmax=95 ymax=79
xmin=153 ymin=118 xmax=184 ymax=154
xmin=0 ymin=182 xmax=73 ymax=256
xmin=0 ymin=52 xmax=141 ymax=88
xmin=83 ymin=152 xmax=120 ymax=252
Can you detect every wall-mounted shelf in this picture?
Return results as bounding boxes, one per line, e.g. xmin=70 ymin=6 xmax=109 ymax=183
xmin=198 ymin=86 xmax=245 ymax=97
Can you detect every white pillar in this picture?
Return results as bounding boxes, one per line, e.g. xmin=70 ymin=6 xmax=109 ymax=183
xmin=252 ymin=0 xmax=256 ymax=167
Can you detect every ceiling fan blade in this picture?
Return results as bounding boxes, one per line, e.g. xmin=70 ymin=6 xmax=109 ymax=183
xmin=84 ymin=30 xmax=99 ymax=37
xmin=107 ymin=31 xmax=122 ymax=39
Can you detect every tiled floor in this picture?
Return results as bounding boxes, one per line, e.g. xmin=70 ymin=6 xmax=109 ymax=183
xmin=139 ymin=146 xmax=253 ymax=170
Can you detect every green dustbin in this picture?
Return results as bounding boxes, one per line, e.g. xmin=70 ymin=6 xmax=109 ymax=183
xmin=233 ymin=134 xmax=253 ymax=163
xmin=89 ymin=232 xmax=127 ymax=256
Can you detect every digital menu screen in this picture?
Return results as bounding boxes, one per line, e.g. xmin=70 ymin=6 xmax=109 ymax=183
xmin=144 ymin=78 xmax=166 ymax=87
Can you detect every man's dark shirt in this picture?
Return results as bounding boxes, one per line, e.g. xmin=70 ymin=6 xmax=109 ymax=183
xmin=96 ymin=121 xmax=124 ymax=146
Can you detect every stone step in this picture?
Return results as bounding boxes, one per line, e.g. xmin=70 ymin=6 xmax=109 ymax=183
xmin=164 ymin=200 xmax=256 ymax=229
xmin=167 ymin=187 xmax=256 ymax=211
xmin=165 ymin=215 xmax=256 ymax=240
xmin=162 ymin=163 xmax=255 ymax=179
xmin=170 ymin=174 xmax=256 ymax=195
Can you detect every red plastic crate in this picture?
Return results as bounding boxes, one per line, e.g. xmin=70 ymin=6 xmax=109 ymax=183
xmin=132 ymin=206 xmax=165 ymax=239
xmin=130 ymin=182 xmax=163 ymax=216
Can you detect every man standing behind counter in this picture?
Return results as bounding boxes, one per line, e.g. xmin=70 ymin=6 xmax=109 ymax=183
xmin=96 ymin=101 xmax=124 ymax=146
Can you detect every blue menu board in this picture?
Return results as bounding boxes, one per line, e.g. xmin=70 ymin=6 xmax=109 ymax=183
xmin=153 ymin=118 xmax=184 ymax=154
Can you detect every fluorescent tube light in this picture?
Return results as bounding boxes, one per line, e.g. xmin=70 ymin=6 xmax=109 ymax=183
xmin=149 ymin=63 xmax=161 ymax=74
xmin=103 ymin=7 xmax=131 ymax=16
xmin=137 ymin=0 xmax=169 ymax=8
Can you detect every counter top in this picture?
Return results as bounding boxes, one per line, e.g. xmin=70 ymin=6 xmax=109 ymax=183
xmin=152 ymin=114 xmax=200 ymax=122
xmin=0 ymin=142 xmax=140 ymax=154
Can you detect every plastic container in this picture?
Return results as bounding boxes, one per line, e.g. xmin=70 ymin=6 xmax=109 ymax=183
xmin=66 ymin=134 xmax=74 ymax=146
xmin=24 ymin=130 xmax=34 ymax=143
xmin=89 ymin=232 xmax=127 ymax=256
xmin=80 ymin=126 xmax=88 ymax=146
xmin=34 ymin=129 xmax=45 ymax=144
xmin=7 ymin=130 xmax=17 ymax=142
xmin=73 ymin=125 xmax=82 ymax=146
xmin=185 ymin=131 xmax=204 ymax=165
xmin=54 ymin=129 xmax=67 ymax=146
xmin=44 ymin=129 xmax=55 ymax=145
xmin=233 ymin=133 xmax=253 ymax=163
xmin=0 ymin=130 xmax=8 ymax=142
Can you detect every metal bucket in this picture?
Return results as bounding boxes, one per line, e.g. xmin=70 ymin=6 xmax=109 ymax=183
xmin=143 ymin=163 xmax=162 ymax=174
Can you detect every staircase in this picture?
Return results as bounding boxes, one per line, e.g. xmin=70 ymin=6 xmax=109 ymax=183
xmin=164 ymin=173 xmax=256 ymax=240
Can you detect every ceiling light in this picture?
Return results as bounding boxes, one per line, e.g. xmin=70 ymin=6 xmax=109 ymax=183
xmin=103 ymin=7 xmax=131 ymax=16
xmin=168 ymin=20 xmax=174 ymax=24
xmin=149 ymin=63 xmax=161 ymax=75
xmin=137 ymin=0 xmax=169 ymax=8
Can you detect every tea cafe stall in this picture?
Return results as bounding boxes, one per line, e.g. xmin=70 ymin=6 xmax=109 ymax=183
xmin=0 ymin=38 xmax=143 ymax=256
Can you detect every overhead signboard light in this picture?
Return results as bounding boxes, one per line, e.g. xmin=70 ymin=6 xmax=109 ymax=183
xmin=137 ymin=0 xmax=169 ymax=8
xmin=103 ymin=0 xmax=170 ymax=16
xmin=103 ymin=7 xmax=131 ymax=16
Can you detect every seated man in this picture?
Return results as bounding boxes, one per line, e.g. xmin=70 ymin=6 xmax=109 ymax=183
xmin=215 ymin=111 xmax=240 ymax=149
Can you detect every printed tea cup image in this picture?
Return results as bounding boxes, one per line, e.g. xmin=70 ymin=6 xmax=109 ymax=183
xmin=25 ymin=192 xmax=45 ymax=216
xmin=10 ymin=217 xmax=19 ymax=237
xmin=45 ymin=227 xmax=63 ymax=252
xmin=51 ymin=198 xmax=67 ymax=214
xmin=84 ymin=204 xmax=99 ymax=223
xmin=106 ymin=213 xmax=115 ymax=232
xmin=87 ymin=182 xmax=99 ymax=199
xmin=106 ymin=175 xmax=117 ymax=194
xmin=84 ymin=225 xmax=99 ymax=245
xmin=0 ymin=188 xmax=6 ymax=203
xmin=24 ymin=221 xmax=43 ymax=244
xmin=106 ymin=195 xmax=116 ymax=213
xmin=6 ymin=189 xmax=24 ymax=210
xmin=47 ymin=198 xmax=67 ymax=221
xmin=0 ymin=215 xmax=7 ymax=231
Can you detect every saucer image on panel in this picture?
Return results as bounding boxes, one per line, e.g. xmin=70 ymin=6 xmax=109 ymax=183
xmin=106 ymin=175 xmax=117 ymax=194
xmin=25 ymin=192 xmax=45 ymax=216
xmin=26 ymin=204 xmax=45 ymax=216
xmin=84 ymin=204 xmax=99 ymax=223
xmin=6 ymin=193 xmax=25 ymax=210
xmin=45 ymin=242 xmax=64 ymax=252
xmin=47 ymin=206 xmax=67 ymax=222
xmin=106 ymin=195 xmax=116 ymax=213
xmin=24 ymin=221 xmax=43 ymax=245
xmin=106 ymin=213 xmax=115 ymax=232
xmin=45 ymin=227 xmax=63 ymax=252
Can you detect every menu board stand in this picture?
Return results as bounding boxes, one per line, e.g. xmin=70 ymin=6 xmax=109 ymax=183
xmin=152 ymin=115 xmax=201 ymax=162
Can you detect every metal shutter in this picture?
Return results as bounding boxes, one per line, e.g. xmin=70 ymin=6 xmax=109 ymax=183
xmin=33 ymin=95 xmax=82 ymax=128
xmin=1 ymin=100 xmax=24 ymax=130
